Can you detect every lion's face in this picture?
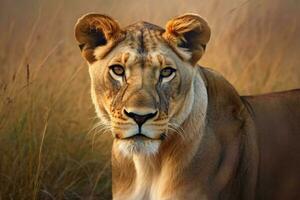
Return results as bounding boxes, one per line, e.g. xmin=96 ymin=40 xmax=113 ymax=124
xmin=75 ymin=14 xmax=210 ymax=155
xmin=89 ymin=40 xmax=195 ymax=155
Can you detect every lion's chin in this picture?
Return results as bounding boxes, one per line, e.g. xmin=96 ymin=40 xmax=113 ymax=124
xmin=115 ymin=136 xmax=161 ymax=157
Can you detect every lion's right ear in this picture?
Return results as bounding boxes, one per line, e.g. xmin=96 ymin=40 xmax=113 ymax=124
xmin=75 ymin=13 xmax=124 ymax=63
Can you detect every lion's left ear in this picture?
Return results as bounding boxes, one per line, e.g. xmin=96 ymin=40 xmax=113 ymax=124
xmin=163 ymin=14 xmax=211 ymax=65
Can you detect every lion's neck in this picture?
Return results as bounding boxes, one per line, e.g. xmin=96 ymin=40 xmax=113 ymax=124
xmin=112 ymin=73 xmax=208 ymax=200
xmin=118 ymin=128 xmax=205 ymax=199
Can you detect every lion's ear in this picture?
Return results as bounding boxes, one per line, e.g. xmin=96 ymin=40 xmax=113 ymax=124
xmin=75 ymin=13 xmax=124 ymax=63
xmin=163 ymin=14 xmax=211 ymax=65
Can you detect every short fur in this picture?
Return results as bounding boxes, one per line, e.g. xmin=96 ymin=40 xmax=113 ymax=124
xmin=75 ymin=13 xmax=300 ymax=200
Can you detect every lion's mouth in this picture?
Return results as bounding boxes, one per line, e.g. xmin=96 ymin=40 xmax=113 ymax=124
xmin=119 ymin=133 xmax=165 ymax=141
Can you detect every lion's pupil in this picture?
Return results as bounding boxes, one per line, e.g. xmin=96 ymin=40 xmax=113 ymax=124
xmin=112 ymin=65 xmax=124 ymax=76
xmin=160 ymin=68 xmax=173 ymax=77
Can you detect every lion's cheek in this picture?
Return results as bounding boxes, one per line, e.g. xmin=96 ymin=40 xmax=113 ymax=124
xmin=90 ymin=88 xmax=112 ymax=124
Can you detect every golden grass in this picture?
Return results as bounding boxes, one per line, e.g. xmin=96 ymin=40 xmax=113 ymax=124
xmin=0 ymin=0 xmax=299 ymax=199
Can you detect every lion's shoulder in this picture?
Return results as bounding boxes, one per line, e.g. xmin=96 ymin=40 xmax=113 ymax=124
xmin=242 ymin=89 xmax=300 ymax=199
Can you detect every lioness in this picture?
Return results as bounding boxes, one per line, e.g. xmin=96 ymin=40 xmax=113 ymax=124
xmin=75 ymin=13 xmax=300 ymax=200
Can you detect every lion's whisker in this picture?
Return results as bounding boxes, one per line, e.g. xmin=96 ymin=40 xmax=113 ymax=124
xmin=167 ymin=123 xmax=185 ymax=140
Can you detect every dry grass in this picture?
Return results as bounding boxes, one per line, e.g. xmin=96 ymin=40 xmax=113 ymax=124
xmin=0 ymin=0 xmax=299 ymax=199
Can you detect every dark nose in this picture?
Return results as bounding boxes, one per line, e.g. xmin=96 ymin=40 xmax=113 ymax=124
xmin=124 ymin=110 xmax=157 ymax=127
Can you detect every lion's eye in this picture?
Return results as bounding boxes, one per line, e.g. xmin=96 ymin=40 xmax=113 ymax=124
xmin=109 ymin=65 xmax=125 ymax=77
xmin=160 ymin=67 xmax=176 ymax=83
xmin=160 ymin=67 xmax=176 ymax=78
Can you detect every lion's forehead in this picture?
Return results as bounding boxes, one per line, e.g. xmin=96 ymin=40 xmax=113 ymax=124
xmin=116 ymin=23 xmax=174 ymax=67
xmin=110 ymin=49 xmax=174 ymax=68
xmin=94 ymin=22 xmax=190 ymax=64
xmin=124 ymin=22 xmax=165 ymax=53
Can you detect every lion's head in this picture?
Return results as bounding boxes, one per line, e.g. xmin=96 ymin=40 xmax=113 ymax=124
xmin=75 ymin=13 xmax=210 ymax=156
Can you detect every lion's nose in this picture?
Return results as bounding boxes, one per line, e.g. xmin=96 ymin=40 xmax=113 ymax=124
xmin=124 ymin=109 xmax=157 ymax=127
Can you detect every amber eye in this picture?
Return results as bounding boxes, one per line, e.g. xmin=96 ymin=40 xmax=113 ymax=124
xmin=109 ymin=65 xmax=125 ymax=76
xmin=160 ymin=67 xmax=176 ymax=78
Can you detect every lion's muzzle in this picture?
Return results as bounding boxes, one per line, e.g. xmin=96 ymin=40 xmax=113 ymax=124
xmin=124 ymin=109 xmax=157 ymax=127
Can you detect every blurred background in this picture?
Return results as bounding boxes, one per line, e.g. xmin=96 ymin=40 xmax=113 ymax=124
xmin=0 ymin=0 xmax=299 ymax=199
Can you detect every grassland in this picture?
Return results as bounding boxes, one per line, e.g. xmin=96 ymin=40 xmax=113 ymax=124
xmin=0 ymin=0 xmax=299 ymax=199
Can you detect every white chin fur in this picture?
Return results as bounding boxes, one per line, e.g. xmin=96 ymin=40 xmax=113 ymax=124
xmin=116 ymin=139 xmax=161 ymax=157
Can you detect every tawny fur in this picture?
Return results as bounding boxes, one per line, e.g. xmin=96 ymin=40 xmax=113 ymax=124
xmin=75 ymin=13 xmax=300 ymax=200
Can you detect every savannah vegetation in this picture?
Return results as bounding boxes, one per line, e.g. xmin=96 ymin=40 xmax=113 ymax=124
xmin=0 ymin=0 xmax=299 ymax=199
